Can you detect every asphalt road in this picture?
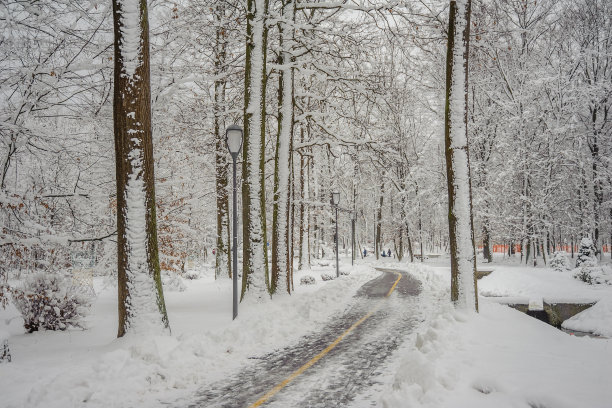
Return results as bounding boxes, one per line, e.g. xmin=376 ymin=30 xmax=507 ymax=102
xmin=182 ymin=268 xmax=422 ymax=408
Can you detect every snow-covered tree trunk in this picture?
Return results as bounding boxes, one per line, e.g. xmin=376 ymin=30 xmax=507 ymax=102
xmin=214 ymin=3 xmax=231 ymax=280
xmin=376 ymin=181 xmax=384 ymax=260
xmin=112 ymin=0 xmax=170 ymax=336
xmin=298 ymin=128 xmax=311 ymax=270
xmin=443 ymin=0 xmax=478 ymax=312
xmin=242 ymin=0 xmax=270 ymax=299
xmin=271 ymin=0 xmax=295 ymax=295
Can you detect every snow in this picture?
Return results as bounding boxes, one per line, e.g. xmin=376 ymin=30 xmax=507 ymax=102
xmin=379 ymin=259 xmax=612 ymax=408
xmin=383 ymin=299 xmax=612 ymax=408
xmin=2 ymin=256 xmax=611 ymax=407
xmin=0 ymin=261 xmax=378 ymax=408
xmin=563 ymin=297 xmax=612 ymax=337
xmin=118 ymin=0 xmax=143 ymax=79
xmin=121 ymin=146 xmax=168 ymax=335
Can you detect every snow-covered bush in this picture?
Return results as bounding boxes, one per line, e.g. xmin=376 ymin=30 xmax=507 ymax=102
xmin=162 ymin=273 xmax=187 ymax=292
xmin=575 ymin=237 xmax=597 ymax=268
xmin=300 ymin=275 xmax=316 ymax=285
xmin=574 ymin=264 xmax=612 ymax=285
xmin=549 ymin=251 xmax=570 ymax=272
xmin=12 ymin=273 xmax=91 ymax=333
xmin=321 ymin=273 xmax=335 ymax=281
xmin=183 ymin=269 xmax=201 ymax=280
xmin=1 ymin=338 xmax=10 ymax=363
xmin=572 ymin=237 xmax=609 ymax=285
xmin=1 ymin=329 xmax=10 ymax=363
xmin=340 ymin=269 xmax=350 ymax=276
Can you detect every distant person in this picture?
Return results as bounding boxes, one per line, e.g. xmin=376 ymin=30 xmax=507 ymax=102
xmin=381 ymin=251 xmax=387 ymax=257
xmin=387 ymin=249 xmax=391 ymax=257
xmin=363 ymin=248 xmax=367 ymax=257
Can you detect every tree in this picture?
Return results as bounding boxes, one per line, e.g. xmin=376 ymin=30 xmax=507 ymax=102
xmin=213 ymin=3 xmax=231 ymax=279
xmin=242 ymin=0 xmax=270 ymax=299
xmin=444 ymin=0 xmax=478 ymax=311
xmin=271 ymin=0 xmax=296 ymax=295
xmin=112 ymin=0 xmax=170 ymax=336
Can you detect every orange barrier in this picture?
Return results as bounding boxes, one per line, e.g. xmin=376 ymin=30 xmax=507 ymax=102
xmin=478 ymin=244 xmax=611 ymax=253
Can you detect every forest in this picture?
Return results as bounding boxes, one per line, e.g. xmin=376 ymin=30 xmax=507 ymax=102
xmin=1 ymin=0 xmax=611 ymax=308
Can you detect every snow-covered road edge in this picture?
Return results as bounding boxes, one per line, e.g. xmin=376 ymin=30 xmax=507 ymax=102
xmin=0 ymin=263 xmax=380 ymax=408
xmin=380 ymin=263 xmax=612 ymax=408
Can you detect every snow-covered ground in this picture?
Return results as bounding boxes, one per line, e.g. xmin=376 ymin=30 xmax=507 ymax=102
xmin=1 ymin=254 xmax=611 ymax=408
xmin=0 ymin=261 xmax=378 ymax=408
xmin=381 ymin=255 xmax=612 ymax=408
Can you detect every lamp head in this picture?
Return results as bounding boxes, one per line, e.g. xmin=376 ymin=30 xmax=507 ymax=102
xmin=225 ymin=125 xmax=243 ymax=156
xmin=332 ymin=191 xmax=340 ymax=206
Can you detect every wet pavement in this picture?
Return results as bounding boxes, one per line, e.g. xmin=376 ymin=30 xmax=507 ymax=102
xmin=181 ymin=268 xmax=422 ymax=408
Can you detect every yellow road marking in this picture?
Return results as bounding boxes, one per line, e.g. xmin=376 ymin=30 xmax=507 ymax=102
xmin=249 ymin=271 xmax=402 ymax=408
xmin=386 ymin=272 xmax=402 ymax=297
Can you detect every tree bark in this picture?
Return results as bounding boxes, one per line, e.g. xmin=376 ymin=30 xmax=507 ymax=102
xmin=482 ymin=224 xmax=492 ymax=263
xmin=112 ymin=0 xmax=169 ymax=336
xmin=444 ymin=0 xmax=478 ymax=311
xmin=271 ymin=0 xmax=295 ymax=295
xmin=376 ymin=181 xmax=384 ymax=259
xmin=242 ymin=0 xmax=270 ymax=299
xmin=214 ymin=2 xmax=231 ymax=280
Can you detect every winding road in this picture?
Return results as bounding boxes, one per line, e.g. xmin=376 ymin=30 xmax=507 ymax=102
xmin=182 ymin=268 xmax=422 ymax=408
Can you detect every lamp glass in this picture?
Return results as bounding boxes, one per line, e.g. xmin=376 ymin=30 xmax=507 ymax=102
xmin=332 ymin=192 xmax=340 ymax=206
xmin=226 ymin=126 xmax=243 ymax=155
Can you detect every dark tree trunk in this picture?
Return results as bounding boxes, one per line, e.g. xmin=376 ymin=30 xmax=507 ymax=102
xmin=444 ymin=0 xmax=478 ymax=311
xmin=112 ymin=0 xmax=169 ymax=337
xmin=482 ymin=225 xmax=492 ymax=263
xmin=214 ymin=3 xmax=231 ymax=280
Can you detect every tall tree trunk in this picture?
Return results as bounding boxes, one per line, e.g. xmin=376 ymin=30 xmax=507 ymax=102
xmin=214 ymin=2 xmax=231 ymax=280
xmin=298 ymin=129 xmax=310 ymax=270
xmin=271 ymin=0 xmax=295 ymax=295
xmin=482 ymin=224 xmax=492 ymax=263
xmin=444 ymin=0 xmax=478 ymax=311
xmin=376 ymin=182 xmax=384 ymax=260
xmin=591 ymin=124 xmax=603 ymax=257
xmin=242 ymin=0 xmax=270 ymax=299
xmin=112 ymin=0 xmax=169 ymax=336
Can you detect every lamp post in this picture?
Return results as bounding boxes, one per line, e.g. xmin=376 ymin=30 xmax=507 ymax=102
xmin=332 ymin=191 xmax=340 ymax=277
xmin=226 ymin=124 xmax=243 ymax=320
xmin=351 ymin=210 xmax=356 ymax=266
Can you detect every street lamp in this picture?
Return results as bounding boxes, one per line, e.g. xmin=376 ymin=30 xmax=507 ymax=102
xmin=226 ymin=124 xmax=243 ymax=320
xmin=351 ymin=210 xmax=356 ymax=266
xmin=331 ymin=191 xmax=340 ymax=277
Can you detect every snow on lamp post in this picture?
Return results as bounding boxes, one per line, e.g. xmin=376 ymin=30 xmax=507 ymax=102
xmin=351 ymin=210 xmax=356 ymax=266
xmin=332 ymin=192 xmax=340 ymax=278
xmin=226 ymin=125 xmax=243 ymax=320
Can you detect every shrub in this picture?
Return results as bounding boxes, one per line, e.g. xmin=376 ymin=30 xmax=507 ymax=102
xmin=183 ymin=269 xmax=201 ymax=280
xmin=574 ymin=267 xmax=594 ymax=284
xmin=576 ymin=237 xmax=597 ymax=268
xmin=574 ymin=264 xmax=611 ymax=286
xmin=550 ymin=252 xmax=570 ymax=272
xmin=1 ymin=339 xmax=10 ymax=363
xmin=1 ymin=329 xmax=10 ymax=363
xmin=300 ymin=275 xmax=316 ymax=285
xmin=321 ymin=273 xmax=335 ymax=281
xmin=12 ymin=273 xmax=91 ymax=333
xmin=340 ymin=269 xmax=350 ymax=276
xmin=162 ymin=273 xmax=187 ymax=292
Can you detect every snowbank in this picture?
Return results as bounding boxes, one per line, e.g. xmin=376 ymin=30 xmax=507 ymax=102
xmin=383 ymin=264 xmax=612 ymax=408
xmin=563 ymin=297 xmax=612 ymax=337
xmin=0 ymin=262 xmax=378 ymax=408
xmin=477 ymin=262 xmax=612 ymax=336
